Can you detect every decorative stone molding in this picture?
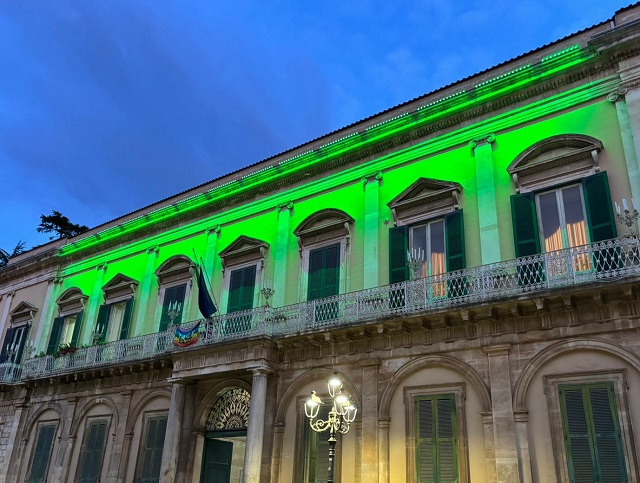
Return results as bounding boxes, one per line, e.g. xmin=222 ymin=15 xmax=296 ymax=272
xmin=483 ymin=344 xmax=511 ymax=357
xmin=155 ymin=256 xmax=194 ymax=287
xmin=205 ymin=225 xmax=221 ymax=236
xmin=56 ymin=288 xmax=88 ymax=316
xmin=9 ymin=301 xmax=38 ymax=325
xmin=275 ymin=201 xmax=294 ymax=213
xmin=468 ymin=132 xmax=496 ymax=149
xmin=507 ymin=134 xmax=603 ymax=193
xmin=102 ymin=273 xmax=138 ymax=304
xmin=146 ymin=246 xmax=159 ymax=255
xmin=293 ymin=209 xmax=354 ymax=254
xmin=96 ymin=262 xmax=108 ymax=271
xmin=387 ymin=178 xmax=462 ymax=226
xmin=218 ymin=236 xmax=269 ymax=273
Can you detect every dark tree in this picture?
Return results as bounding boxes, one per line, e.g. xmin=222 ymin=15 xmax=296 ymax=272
xmin=0 ymin=241 xmax=26 ymax=268
xmin=37 ymin=211 xmax=89 ymax=240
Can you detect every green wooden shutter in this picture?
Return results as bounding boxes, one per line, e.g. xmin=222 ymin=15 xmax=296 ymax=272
xmin=227 ymin=266 xmax=256 ymax=313
xmin=307 ymin=244 xmax=340 ymax=301
xmin=0 ymin=328 xmax=15 ymax=363
xmin=70 ymin=310 xmax=84 ymax=347
xmin=583 ymin=171 xmax=617 ymax=242
xmin=14 ymin=326 xmax=28 ymax=363
xmin=46 ymin=317 xmax=64 ymax=355
xmin=511 ymin=192 xmax=541 ymax=257
xmin=445 ymin=210 xmax=466 ymax=271
xmin=308 ymin=248 xmax=325 ymax=301
xmin=560 ymin=384 xmax=626 ymax=483
xmin=78 ymin=421 xmax=108 ymax=483
xmin=28 ymin=424 xmax=57 ymax=483
xmin=139 ymin=416 xmax=167 ymax=483
xmin=160 ymin=284 xmax=186 ymax=331
xmin=96 ymin=304 xmax=111 ymax=342
xmin=119 ymin=298 xmax=134 ymax=340
xmin=389 ymin=226 xmax=409 ymax=283
xmin=416 ymin=395 xmax=458 ymax=483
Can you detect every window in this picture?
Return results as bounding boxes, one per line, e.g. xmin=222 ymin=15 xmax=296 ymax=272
xmin=559 ymin=383 xmax=626 ymax=483
xmin=136 ymin=415 xmax=167 ymax=483
xmin=308 ymin=244 xmax=340 ymax=322
xmin=155 ymin=256 xmax=194 ymax=331
xmin=47 ymin=312 xmax=83 ymax=354
xmin=301 ymin=404 xmax=331 ymax=483
xmin=27 ymin=423 xmax=57 ymax=483
xmin=97 ymin=274 xmax=138 ymax=341
xmin=0 ymin=324 xmax=29 ymax=364
xmin=76 ymin=420 xmax=108 ymax=483
xmin=224 ymin=265 xmax=257 ymax=335
xmin=544 ymin=371 xmax=638 ymax=483
xmin=404 ymin=384 xmax=469 ymax=483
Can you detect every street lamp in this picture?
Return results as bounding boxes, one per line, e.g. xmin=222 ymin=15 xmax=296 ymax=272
xmin=304 ymin=375 xmax=357 ymax=483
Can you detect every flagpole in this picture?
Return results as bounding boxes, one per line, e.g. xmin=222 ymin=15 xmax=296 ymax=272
xmin=191 ymin=248 xmax=218 ymax=306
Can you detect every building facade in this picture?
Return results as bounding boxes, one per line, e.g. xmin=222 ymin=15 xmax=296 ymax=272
xmin=2 ymin=4 xmax=640 ymax=483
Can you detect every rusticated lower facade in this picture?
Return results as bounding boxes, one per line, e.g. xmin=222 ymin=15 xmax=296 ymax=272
xmin=3 ymin=4 xmax=640 ymax=483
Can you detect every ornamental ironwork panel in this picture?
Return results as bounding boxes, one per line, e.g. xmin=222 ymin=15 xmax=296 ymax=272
xmin=206 ymin=387 xmax=251 ymax=430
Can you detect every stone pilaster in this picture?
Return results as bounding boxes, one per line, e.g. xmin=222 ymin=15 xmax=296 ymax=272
xmin=470 ymin=134 xmax=502 ymax=265
xmin=360 ymin=360 xmax=380 ymax=481
xmin=33 ymin=278 xmax=61 ymax=354
xmin=135 ymin=246 xmax=159 ymax=336
xmin=0 ymin=291 xmax=14 ymax=343
xmin=609 ymin=87 xmax=640 ymax=203
xmin=484 ymin=345 xmax=519 ymax=483
xmin=106 ymin=390 xmax=133 ymax=482
xmin=514 ymin=410 xmax=533 ymax=483
xmin=270 ymin=423 xmax=285 ymax=483
xmin=273 ymin=202 xmax=293 ymax=308
xmin=160 ymin=379 xmax=188 ymax=483
xmin=176 ymin=384 xmax=197 ymax=483
xmin=362 ymin=173 xmax=382 ymax=289
xmin=378 ymin=417 xmax=391 ymax=483
xmin=58 ymin=396 xmax=80 ymax=482
xmin=5 ymin=395 xmax=28 ymax=483
xmin=82 ymin=264 xmax=108 ymax=345
xmin=243 ymin=366 xmax=271 ymax=483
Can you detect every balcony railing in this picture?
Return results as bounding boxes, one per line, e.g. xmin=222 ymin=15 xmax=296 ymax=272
xmin=0 ymin=363 xmax=22 ymax=383
xmin=20 ymin=237 xmax=640 ymax=380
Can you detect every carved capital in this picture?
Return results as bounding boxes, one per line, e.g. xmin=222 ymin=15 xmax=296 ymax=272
xmin=361 ymin=171 xmax=383 ymax=186
xmin=276 ymin=201 xmax=294 ymax=213
xmin=608 ymin=86 xmax=629 ymax=103
xmin=249 ymin=365 xmax=273 ymax=377
xmin=483 ymin=344 xmax=511 ymax=357
xmin=206 ymin=225 xmax=221 ymax=236
xmin=468 ymin=133 xmax=496 ymax=150
xmin=146 ymin=246 xmax=159 ymax=255
xmin=96 ymin=262 xmax=108 ymax=271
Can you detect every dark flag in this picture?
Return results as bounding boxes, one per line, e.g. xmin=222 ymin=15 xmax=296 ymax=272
xmin=197 ymin=264 xmax=217 ymax=318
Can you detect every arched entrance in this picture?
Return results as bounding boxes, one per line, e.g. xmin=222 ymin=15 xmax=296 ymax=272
xmin=201 ymin=387 xmax=250 ymax=483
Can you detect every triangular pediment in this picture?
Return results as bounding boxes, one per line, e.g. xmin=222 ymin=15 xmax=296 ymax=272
xmin=10 ymin=301 xmax=38 ymax=323
xmin=388 ymin=178 xmax=462 ymax=209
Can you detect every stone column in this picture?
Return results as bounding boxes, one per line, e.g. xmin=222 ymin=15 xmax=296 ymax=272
xmin=363 ymin=173 xmax=382 ymax=289
xmin=82 ymin=264 xmax=108 ymax=345
xmin=470 ymin=134 xmax=502 ymax=265
xmin=134 ymin=246 xmax=159 ymax=336
xmin=609 ymin=87 xmax=640 ymax=202
xmin=484 ymin=345 xmax=519 ymax=483
xmin=360 ymin=360 xmax=379 ymax=480
xmin=273 ymin=202 xmax=293 ymax=308
xmin=242 ymin=366 xmax=271 ymax=483
xmin=106 ymin=390 xmax=133 ymax=482
xmin=160 ymin=379 xmax=188 ymax=483
xmin=378 ymin=418 xmax=391 ymax=483
xmin=514 ymin=410 xmax=533 ymax=483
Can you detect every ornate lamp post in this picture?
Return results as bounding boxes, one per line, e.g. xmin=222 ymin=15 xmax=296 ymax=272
xmin=304 ymin=375 xmax=357 ymax=483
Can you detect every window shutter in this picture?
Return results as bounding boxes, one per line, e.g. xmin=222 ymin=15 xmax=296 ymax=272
xmin=78 ymin=421 xmax=107 ymax=483
xmin=119 ymin=298 xmax=134 ymax=340
xmin=308 ymin=248 xmax=325 ymax=301
xmin=0 ymin=328 xmax=15 ymax=363
xmin=583 ymin=171 xmax=617 ymax=242
xmin=436 ymin=397 xmax=457 ymax=483
xmin=561 ymin=387 xmax=595 ymax=482
xmin=416 ymin=395 xmax=458 ymax=483
xmin=96 ymin=304 xmax=111 ymax=341
xmin=445 ymin=210 xmax=466 ymax=271
xmin=70 ymin=310 xmax=84 ymax=347
xmin=416 ymin=399 xmax=435 ymax=482
xmin=511 ymin=192 xmax=541 ymax=257
xmin=28 ymin=424 xmax=56 ymax=483
xmin=14 ymin=326 xmax=27 ymax=363
xmin=46 ymin=318 xmax=64 ymax=355
xmin=589 ymin=386 xmax=626 ymax=482
xmin=139 ymin=416 xmax=167 ymax=483
xmin=389 ymin=226 xmax=409 ymax=283
xmin=228 ymin=266 xmax=256 ymax=313
xmin=322 ymin=244 xmax=340 ymax=298
xmin=160 ymin=284 xmax=186 ymax=331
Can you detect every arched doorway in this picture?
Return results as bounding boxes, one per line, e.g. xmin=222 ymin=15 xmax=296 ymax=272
xmin=201 ymin=387 xmax=250 ymax=483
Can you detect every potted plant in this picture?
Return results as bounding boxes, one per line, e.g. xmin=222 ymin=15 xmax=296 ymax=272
xmin=58 ymin=343 xmax=70 ymax=355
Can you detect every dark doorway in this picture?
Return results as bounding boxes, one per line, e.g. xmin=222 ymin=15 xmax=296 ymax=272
xmin=201 ymin=433 xmax=247 ymax=483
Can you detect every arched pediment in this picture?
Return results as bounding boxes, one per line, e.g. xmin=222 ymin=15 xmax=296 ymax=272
xmin=218 ymin=236 xmax=269 ymax=271
xmin=507 ymin=134 xmax=603 ymax=193
xmin=56 ymin=288 xmax=87 ymax=315
xmin=155 ymin=256 xmax=194 ymax=286
xmin=293 ymin=209 xmax=354 ymax=249
xmin=102 ymin=273 xmax=138 ymax=304
xmin=388 ymin=178 xmax=462 ymax=225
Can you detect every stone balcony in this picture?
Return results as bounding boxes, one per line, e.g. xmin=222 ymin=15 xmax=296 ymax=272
xmin=18 ymin=236 xmax=640 ymax=381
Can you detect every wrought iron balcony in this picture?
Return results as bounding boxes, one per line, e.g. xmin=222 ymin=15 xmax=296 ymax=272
xmin=20 ymin=237 xmax=640 ymax=380
xmin=0 ymin=363 xmax=22 ymax=384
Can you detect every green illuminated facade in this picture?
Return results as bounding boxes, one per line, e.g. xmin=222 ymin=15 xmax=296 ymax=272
xmin=2 ymin=5 xmax=640 ymax=483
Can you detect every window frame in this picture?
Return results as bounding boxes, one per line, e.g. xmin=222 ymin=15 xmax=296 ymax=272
xmin=26 ymin=420 xmax=58 ymax=483
xmin=299 ymin=238 xmax=349 ymax=304
xmin=403 ymin=383 xmax=469 ymax=483
xmin=75 ymin=416 xmax=112 ymax=483
xmin=134 ymin=411 xmax=168 ymax=483
xmin=221 ymin=260 xmax=261 ymax=314
xmin=408 ymin=218 xmax=447 ymax=279
xmin=543 ymin=370 xmax=639 ymax=483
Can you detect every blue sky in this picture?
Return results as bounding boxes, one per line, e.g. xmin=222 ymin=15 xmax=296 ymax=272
xmin=0 ymin=0 xmax=634 ymax=252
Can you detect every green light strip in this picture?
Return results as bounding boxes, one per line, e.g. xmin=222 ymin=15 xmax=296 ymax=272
xmin=59 ymin=43 xmax=595 ymax=257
